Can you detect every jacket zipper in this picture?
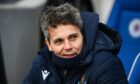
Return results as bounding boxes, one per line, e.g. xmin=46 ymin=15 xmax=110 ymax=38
xmin=62 ymin=69 xmax=67 ymax=84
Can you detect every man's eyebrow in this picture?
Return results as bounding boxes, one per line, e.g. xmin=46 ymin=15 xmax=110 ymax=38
xmin=68 ymin=33 xmax=78 ymax=37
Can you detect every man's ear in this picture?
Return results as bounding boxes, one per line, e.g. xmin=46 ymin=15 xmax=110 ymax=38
xmin=45 ymin=39 xmax=52 ymax=51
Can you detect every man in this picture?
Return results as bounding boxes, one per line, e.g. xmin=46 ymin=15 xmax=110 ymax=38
xmin=24 ymin=3 xmax=128 ymax=84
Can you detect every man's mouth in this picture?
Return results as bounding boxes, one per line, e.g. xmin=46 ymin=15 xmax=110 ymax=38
xmin=62 ymin=53 xmax=77 ymax=58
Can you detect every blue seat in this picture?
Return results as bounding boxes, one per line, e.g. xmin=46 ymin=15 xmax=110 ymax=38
xmin=107 ymin=0 xmax=140 ymax=84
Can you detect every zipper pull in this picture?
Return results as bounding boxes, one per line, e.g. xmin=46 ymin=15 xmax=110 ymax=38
xmin=64 ymin=69 xmax=67 ymax=76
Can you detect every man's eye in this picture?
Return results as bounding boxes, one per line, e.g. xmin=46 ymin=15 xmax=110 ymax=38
xmin=70 ymin=35 xmax=78 ymax=41
xmin=54 ymin=39 xmax=63 ymax=45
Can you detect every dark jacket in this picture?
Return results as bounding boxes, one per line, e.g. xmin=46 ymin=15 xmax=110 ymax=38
xmin=23 ymin=12 xmax=128 ymax=84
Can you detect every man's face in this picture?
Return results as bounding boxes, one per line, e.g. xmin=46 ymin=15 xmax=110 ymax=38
xmin=45 ymin=24 xmax=83 ymax=58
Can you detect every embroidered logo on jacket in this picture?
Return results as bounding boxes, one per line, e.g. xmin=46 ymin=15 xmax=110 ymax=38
xmin=42 ymin=70 xmax=50 ymax=80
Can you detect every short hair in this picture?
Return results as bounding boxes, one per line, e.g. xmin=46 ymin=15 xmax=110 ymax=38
xmin=40 ymin=3 xmax=83 ymax=40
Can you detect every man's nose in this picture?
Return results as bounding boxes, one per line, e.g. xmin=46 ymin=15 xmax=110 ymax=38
xmin=64 ymin=41 xmax=72 ymax=51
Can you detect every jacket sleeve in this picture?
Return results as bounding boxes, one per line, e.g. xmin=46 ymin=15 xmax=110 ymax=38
xmin=96 ymin=52 xmax=128 ymax=84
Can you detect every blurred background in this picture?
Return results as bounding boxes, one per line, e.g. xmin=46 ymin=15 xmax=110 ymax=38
xmin=0 ymin=0 xmax=140 ymax=84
